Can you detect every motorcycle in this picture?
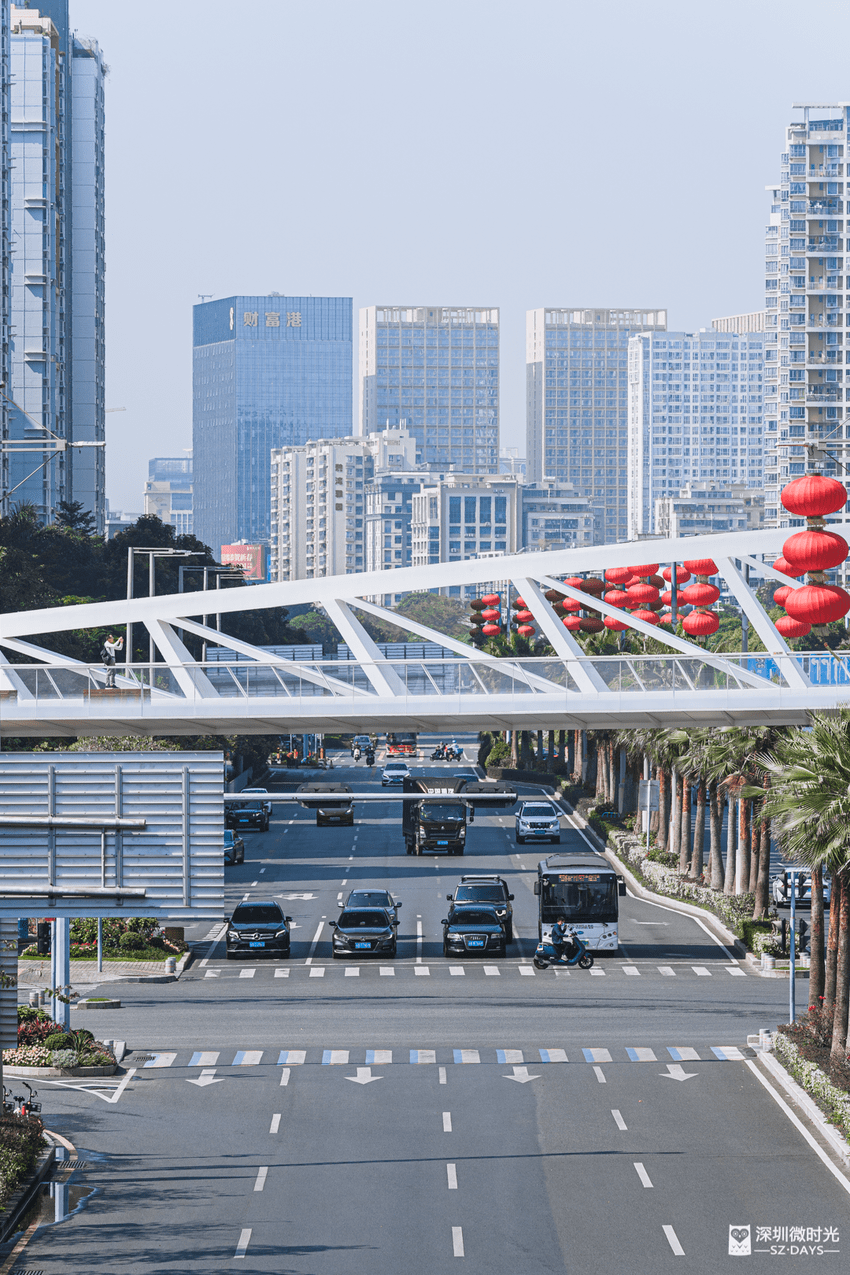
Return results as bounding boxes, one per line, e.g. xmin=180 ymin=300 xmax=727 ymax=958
xmin=364 ymin=750 xmax=375 ymax=766
xmin=431 ymin=745 xmax=446 ymax=761
xmin=533 ymin=931 xmax=594 ymax=970
xmin=353 ymin=747 xmax=361 ymax=762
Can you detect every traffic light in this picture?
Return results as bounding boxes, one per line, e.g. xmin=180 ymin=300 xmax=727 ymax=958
xmin=36 ymin=921 xmax=51 ymax=955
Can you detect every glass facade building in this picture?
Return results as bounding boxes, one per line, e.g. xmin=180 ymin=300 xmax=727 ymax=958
xmin=526 ymin=307 xmax=666 ymax=543
xmin=359 ymin=306 xmax=499 ymax=473
xmin=627 ymin=329 xmax=765 ymax=537
xmin=193 ymin=295 xmax=352 ymax=556
xmin=144 ymin=455 xmax=193 ymax=537
xmin=6 ymin=3 xmax=106 ymax=527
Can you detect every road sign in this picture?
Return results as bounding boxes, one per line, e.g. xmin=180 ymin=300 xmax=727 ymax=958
xmin=639 ymin=779 xmax=660 ymax=812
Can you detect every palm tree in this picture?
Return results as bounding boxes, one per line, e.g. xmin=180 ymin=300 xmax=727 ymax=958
xmin=760 ymin=710 xmax=850 ymax=1064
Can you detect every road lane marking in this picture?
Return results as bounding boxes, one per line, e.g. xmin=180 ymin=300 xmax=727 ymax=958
xmin=692 ymin=915 xmax=739 ymax=961
xmin=250 ymin=880 xmax=258 ymax=887
xmin=443 ymin=1112 xmax=452 ymax=1132
xmin=239 ymin=968 xmax=256 ymax=979
xmin=439 ymin=1067 xmax=447 ymax=1085
xmin=144 ymin=1053 xmax=176 ymax=1068
xmin=322 ymin=1050 xmax=349 ymax=1065
xmin=449 ymin=966 xmax=465 ymax=976
xmin=589 ymin=967 xmax=606 ymax=975
xmin=452 ymin=1226 xmax=464 ymax=1257
xmin=204 ymin=970 xmax=220 ymax=978
xmin=711 ymin=1046 xmax=744 ymax=1061
xmin=365 ymin=1050 xmax=392 ymax=1064
xmin=309 ymin=967 xmax=325 ymax=978
xmin=234 ymin=1228 xmax=252 ymax=1260
xmin=626 ymin=1047 xmax=657 ymax=1062
xmin=692 ymin=966 xmax=711 ymax=976
xmin=345 ymin=967 xmax=359 ymax=977
xmin=612 ymin=1110 xmax=627 ymax=1130
xmin=305 ymin=921 xmax=324 ymax=965
xmin=270 ymin=1114 xmax=281 ymax=1132
xmin=657 ymin=966 xmax=676 ymax=976
xmin=415 ymin=966 xmax=430 ymax=975
xmin=496 ymin=1050 xmax=523 ymax=1064
xmin=233 ymin=1051 xmax=263 ymax=1066
xmin=453 ymin=1050 xmax=480 ymax=1064
xmin=746 ymin=1059 xmax=850 ymax=1198
xmin=380 ymin=967 xmax=395 ymax=976
xmin=274 ymin=968 xmax=289 ymax=977
xmin=277 ymin=1051 xmax=305 ymax=1065
xmin=189 ymin=1052 xmax=219 ymax=1067
xmin=726 ymin=966 xmax=747 ymax=976
xmin=279 ymin=1069 xmax=291 ymax=1086
xmin=623 ymin=966 xmax=640 ymax=976
xmin=483 ymin=966 xmax=500 ymax=975
xmin=634 ymin=1162 xmax=653 ymax=1188
xmin=447 ymin=1163 xmax=457 ymax=1189
xmin=593 ymin=1067 xmax=606 ymax=1083
xmin=416 ymin=918 xmax=423 ymax=963
xmin=410 ymin=1050 xmax=436 ymax=1064
xmin=254 ymin=1166 xmax=268 ymax=1192
xmin=583 ymin=1048 xmax=612 ymax=1063
xmin=539 ymin=1049 xmax=568 ymax=1063
xmin=518 ymin=966 xmax=534 ymax=976
xmin=667 ymin=1047 xmax=700 ymax=1061
xmin=663 ymin=1225 xmax=685 ymax=1255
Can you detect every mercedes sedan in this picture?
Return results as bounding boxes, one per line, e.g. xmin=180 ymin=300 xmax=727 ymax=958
xmin=226 ymin=901 xmax=292 ymax=959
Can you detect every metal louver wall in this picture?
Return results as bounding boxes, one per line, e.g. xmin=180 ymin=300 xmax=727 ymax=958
xmin=0 ymin=753 xmax=225 ymax=920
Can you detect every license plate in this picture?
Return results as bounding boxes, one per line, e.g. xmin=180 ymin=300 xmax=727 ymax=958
xmin=437 ymin=840 xmax=449 ymax=846
xmin=467 ymin=939 xmax=484 ymax=948
xmin=355 ymin=941 xmax=371 ymax=950
xmin=249 ymin=941 xmax=265 ymax=948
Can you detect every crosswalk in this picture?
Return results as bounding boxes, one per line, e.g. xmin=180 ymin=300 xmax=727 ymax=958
xmin=135 ymin=1043 xmax=750 ymax=1069
xmin=199 ymin=960 xmax=748 ymax=981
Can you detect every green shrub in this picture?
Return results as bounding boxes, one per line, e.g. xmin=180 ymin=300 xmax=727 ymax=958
xmin=647 ymin=846 xmax=677 ymax=867
xmin=70 ymin=1028 xmax=94 ymax=1048
xmin=485 ymin=738 xmax=511 ymax=768
xmin=0 ymin=1114 xmax=45 ymax=1203
xmin=17 ymin=1006 xmax=48 ymax=1023
xmin=49 ymin=1049 xmax=79 ymax=1070
xmin=740 ymin=920 xmax=775 ymax=953
xmin=119 ymin=932 xmax=146 ymax=951
xmin=44 ymin=1032 xmax=71 ymax=1051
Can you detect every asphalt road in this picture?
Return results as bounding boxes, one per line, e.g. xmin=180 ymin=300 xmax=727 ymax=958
xmin=7 ymin=738 xmax=849 ymax=1274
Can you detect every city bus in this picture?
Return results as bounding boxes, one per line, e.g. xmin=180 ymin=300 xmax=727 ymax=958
xmin=533 ymin=853 xmax=623 ymax=952
xmin=386 ymin=732 xmax=418 ymax=757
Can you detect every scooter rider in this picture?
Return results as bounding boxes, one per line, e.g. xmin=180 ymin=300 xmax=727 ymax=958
xmin=550 ymin=916 xmax=577 ymax=962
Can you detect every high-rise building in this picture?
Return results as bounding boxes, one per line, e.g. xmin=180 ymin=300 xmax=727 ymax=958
xmin=526 ymin=307 xmax=666 ymax=543
xmin=359 ymin=305 xmax=499 ymax=473
xmin=521 ymin=481 xmax=599 ymax=551
xmin=654 ymin=482 xmax=764 ymax=539
xmin=627 ymin=329 xmax=765 ymax=538
xmin=0 ymin=2 xmax=9 ymax=508
xmin=411 ymin=475 xmax=521 ymax=572
xmin=7 ymin=3 xmax=106 ymax=527
xmin=764 ymin=104 xmax=850 ymax=533
xmin=193 ymin=295 xmax=352 ymax=557
xmin=144 ymin=456 xmax=193 ymax=537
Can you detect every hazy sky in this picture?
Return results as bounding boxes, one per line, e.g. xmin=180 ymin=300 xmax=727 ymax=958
xmin=69 ymin=0 xmax=850 ymax=512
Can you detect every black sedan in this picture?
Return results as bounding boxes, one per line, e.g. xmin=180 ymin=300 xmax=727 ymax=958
xmin=343 ymin=889 xmax=402 ymax=926
xmin=442 ymin=904 xmax=506 ymax=958
xmin=331 ymin=909 xmax=397 ymax=958
xmin=225 ymin=901 xmax=292 ymax=960
xmin=224 ymin=830 xmax=245 ymax=865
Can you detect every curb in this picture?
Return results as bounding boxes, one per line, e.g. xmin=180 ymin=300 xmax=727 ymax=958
xmin=0 ymin=1145 xmax=55 ymax=1244
xmin=111 ymin=947 xmax=193 ymax=984
xmin=4 ymin=1063 xmax=117 ymax=1078
xmin=756 ymin=1049 xmax=850 ymax=1167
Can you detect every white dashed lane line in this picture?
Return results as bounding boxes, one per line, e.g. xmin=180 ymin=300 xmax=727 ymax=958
xmin=633 ymin=1162 xmax=653 ymax=1188
xmin=611 ymin=1109 xmax=627 ymax=1130
xmin=443 ymin=1112 xmax=452 ymax=1132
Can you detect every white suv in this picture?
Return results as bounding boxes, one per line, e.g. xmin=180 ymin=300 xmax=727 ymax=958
xmin=381 ymin=761 xmax=410 ymax=787
xmin=516 ymin=800 xmax=561 ymax=844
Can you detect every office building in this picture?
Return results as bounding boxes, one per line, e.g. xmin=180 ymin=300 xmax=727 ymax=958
xmin=0 ymin=2 xmax=9 ymax=508
xmin=7 ymin=3 xmax=106 ymax=528
xmin=499 ymin=447 xmax=526 ymax=478
xmin=193 ymin=294 xmax=352 ymax=556
xmin=144 ymin=456 xmax=193 ymax=537
xmin=763 ymin=104 xmax=850 ymax=532
xmin=521 ymin=481 xmax=599 ymax=551
xmin=359 ymin=305 xmax=499 ymax=473
xmin=712 ymin=311 xmax=765 ymax=335
xmin=526 ymin=307 xmax=666 ymax=543
xmin=627 ymin=329 xmax=765 ymax=538
xmin=654 ymin=482 xmax=765 ymax=539
xmin=411 ymin=475 xmax=521 ymax=572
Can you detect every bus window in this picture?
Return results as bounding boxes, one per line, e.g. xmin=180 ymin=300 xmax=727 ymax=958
xmin=540 ymin=876 xmax=617 ymax=923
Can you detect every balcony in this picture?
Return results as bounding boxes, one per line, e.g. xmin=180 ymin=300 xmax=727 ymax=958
xmin=808 ymin=315 xmax=843 ymax=328
xmin=808 ymin=237 xmax=842 ymax=251
xmin=809 ymin=165 xmax=843 ymax=177
xmin=806 ymin=390 xmax=843 ymax=403
xmin=808 ymin=200 xmax=843 ymax=214
xmin=808 ymin=351 xmax=844 ymax=364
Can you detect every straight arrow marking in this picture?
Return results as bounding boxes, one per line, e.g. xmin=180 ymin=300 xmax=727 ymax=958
xmin=346 ymin=1066 xmax=383 ymax=1084
xmin=504 ymin=1065 xmax=540 ymax=1083
xmin=187 ymin=1068 xmax=224 ymax=1087
xmin=660 ymin=1063 xmax=698 ymax=1081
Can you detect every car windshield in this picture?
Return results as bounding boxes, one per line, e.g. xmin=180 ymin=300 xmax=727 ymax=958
xmin=232 ymin=905 xmax=282 ymax=924
xmin=339 ymin=911 xmax=389 ymax=928
xmin=348 ymin=892 xmax=392 ymax=907
xmin=422 ymin=803 xmax=462 ymax=820
xmin=452 ymin=910 xmax=497 ymax=926
xmin=523 ymin=805 xmax=556 ymax=817
xmin=455 ymin=885 xmax=504 ymax=902
xmin=540 ymin=875 xmax=617 ymax=922
xmin=231 ymin=801 xmax=262 ymax=812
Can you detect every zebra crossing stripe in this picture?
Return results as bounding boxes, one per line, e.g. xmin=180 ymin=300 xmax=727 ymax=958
xmin=582 ymin=1048 xmax=612 ymax=1063
xmin=453 ymin=1049 xmax=480 ymax=1064
xmin=322 ymin=1050 xmax=349 ymax=1065
xmin=657 ymin=967 xmax=676 ymax=976
xmin=539 ymin=1049 xmax=568 ymax=1063
xmin=626 ymin=1047 xmax=657 ymax=1062
xmin=366 ymin=1050 xmax=392 ymax=1064
xmin=726 ymin=967 xmax=746 ymax=977
xmin=233 ymin=1051 xmax=263 ymax=1066
xmin=667 ymin=1047 xmax=700 ymax=1061
xmin=309 ymin=968 xmax=325 ymax=978
xmin=414 ymin=967 xmax=430 ymax=976
xmin=189 ymin=1051 xmax=219 ymax=1067
xmin=711 ymin=1045 xmax=744 ymax=1061
xmin=144 ymin=1053 xmax=176 ymax=1068
xmin=274 ymin=969 xmax=289 ymax=978
xmin=277 ymin=1050 xmax=306 ymax=1066
xmin=496 ymin=1050 xmax=523 ymax=1064
xmin=692 ymin=967 xmax=711 ymax=976
xmin=410 ymin=1049 xmax=436 ymax=1064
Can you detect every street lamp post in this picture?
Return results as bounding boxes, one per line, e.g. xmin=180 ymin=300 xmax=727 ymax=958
xmin=126 ymin=548 xmax=199 ymax=681
xmin=177 ymin=565 xmax=242 ymax=660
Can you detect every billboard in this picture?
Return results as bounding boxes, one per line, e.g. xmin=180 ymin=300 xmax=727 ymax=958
xmin=220 ymin=543 xmax=268 ymax=580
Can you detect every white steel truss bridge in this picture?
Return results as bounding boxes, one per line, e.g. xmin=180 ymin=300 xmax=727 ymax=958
xmin=0 ymin=528 xmax=847 ymax=737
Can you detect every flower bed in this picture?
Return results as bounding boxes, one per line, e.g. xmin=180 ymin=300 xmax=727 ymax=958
xmin=0 ymin=1113 xmax=45 ymax=1207
xmin=5 ymin=1013 xmax=116 ymax=1073
xmin=774 ymin=1029 xmax=850 ymax=1142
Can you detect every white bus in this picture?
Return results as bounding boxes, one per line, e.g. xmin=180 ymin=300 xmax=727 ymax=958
xmin=533 ymin=853 xmax=623 ymax=952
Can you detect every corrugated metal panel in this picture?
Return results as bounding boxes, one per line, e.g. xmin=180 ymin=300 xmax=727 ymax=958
xmin=0 ymin=753 xmax=225 ymax=920
xmin=0 ymin=918 xmax=17 ymax=1050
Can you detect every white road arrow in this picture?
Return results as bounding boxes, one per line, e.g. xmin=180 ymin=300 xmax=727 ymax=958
xmin=660 ymin=1064 xmax=698 ymax=1082
xmin=503 ymin=1066 xmax=540 ymax=1084
xmin=346 ymin=1067 xmax=383 ymax=1085
xmin=187 ymin=1068 xmax=225 ymax=1087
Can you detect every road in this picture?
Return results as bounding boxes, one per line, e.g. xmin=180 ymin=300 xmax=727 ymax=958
xmin=6 ymin=736 xmax=848 ymax=1273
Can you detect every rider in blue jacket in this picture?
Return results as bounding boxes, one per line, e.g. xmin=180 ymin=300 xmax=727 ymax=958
xmin=550 ymin=916 xmax=576 ymax=961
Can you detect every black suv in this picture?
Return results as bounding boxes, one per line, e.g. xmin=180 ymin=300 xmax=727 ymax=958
xmin=225 ymin=799 xmax=270 ymax=833
xmin=225 ymin=901 xmax=292 ymax=959
xmin=442 ymin=904 xmax=506 ymax=958
xmin=447 ymin=875 xmax=515 ymax=942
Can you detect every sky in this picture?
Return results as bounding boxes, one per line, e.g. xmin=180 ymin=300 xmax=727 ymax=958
xmin=68 ymin=0 xmax=850 ymax=513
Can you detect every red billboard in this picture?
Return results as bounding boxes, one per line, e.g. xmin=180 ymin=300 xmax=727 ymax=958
xmin=220 ymin=544 xmax=268 ymax=580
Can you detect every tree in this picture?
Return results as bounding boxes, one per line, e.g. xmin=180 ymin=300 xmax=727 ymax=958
xmin=55 ymin=500 xmax=97 ymax=536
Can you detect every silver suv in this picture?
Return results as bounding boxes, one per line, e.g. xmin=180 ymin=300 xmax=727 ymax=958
xmin=515 ymin=800 xmax=561 ymax=844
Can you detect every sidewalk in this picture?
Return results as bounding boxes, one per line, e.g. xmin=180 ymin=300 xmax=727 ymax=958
xmin=17 ymin=953 xmax=188 ymax=989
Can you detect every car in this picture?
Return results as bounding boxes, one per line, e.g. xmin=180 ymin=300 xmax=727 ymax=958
xmin=225 ymin=798 xmax=270 ymax=833
xmin=447 ymin=875 xmax=514 ymax=941
xmin=242 ymin=788 xmax=272 ymax=817
xmin=772 ymin=871 xmax=832 ymax=908
xmin=381 ymin=760 xmax=410 ymax=786
xmin=225 ymin=900 xmax=292 ymax=959
xmin=441 ymin=904 xmax=506 ymax=957
xmin=331 ymin=908 xmax=397 ymax=958
xmin=515 ymin=800 xmax=561 ymax=844
xmin=351 ymin=734 xmax=372 ymax=755
xmin=223 ymin=829 xmax=245 ymax=865
xmin=317 ymin=797 xmax=354 ymax=826
xmin=344 ymin=889 xmax=402 ymax=926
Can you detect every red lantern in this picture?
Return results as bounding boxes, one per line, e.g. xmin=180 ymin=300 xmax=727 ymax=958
xmin=512 ymin=597 xmax=527 ymax=610
xmin=579 ymin=617 xmax=605 ymax=633
xmin=625 ymin=583 xmax=660 ymax=606
xmin=482 ymin=593 xmax=500 ymax=606
xmin=682 ymin=558 xmax=718 ymax=577
xmin=781 ymin=474 xmax=847 ymax=519
xmin=632 ymin=608 xmax=660 ymax=626
xmin=680 ymin=582 xmax=720 ymax=607
xmin=775 ymin=614 xmax=812 ymax=639
xmin=481 ymin=608 xmax=500 ymax=622
xmin=682 ymin=610 xmax=719 ymax=636
xmin=628 ymin=563 xmax=659 ymax=577
xmin=517 ymin=624 xmax=535 ymax=637
xmin=773 ymin=556 xmax=802 ymax=579
xmin=514 ymin=610 xmax=534 ymax=624
xmin=785 ymin=584 xmax=850 ymax=625
xmin=481 ymin=623 xmax=501 ymax=636
xmin=603 ymin=589 xmax=628 ymax=607
xmin=782 ymin=529 xmax=849 ymax=574
xmin=562 ymin=597 xmax=582 ymax=612
xmin=563 ymin=577 xmax=584 ymax=591
xmin=580 ymin=577 xmax=605 ymax=596
xmin=605 ymin=567 xmax=632 ymax=584
xmin=659 ymin=613 xmax=674 ymax=626
xmin=660 ymin=590 xmax=673 ymax=607
xmin=603 ymin=615 xmax=629 ymax=631
xmin=661 ymin=565 xmax=692 ymax=585
xmin=772 ymin=585 xmax=794 ymax=608
xmin=562 ymin=616 xmax=583 ymax=631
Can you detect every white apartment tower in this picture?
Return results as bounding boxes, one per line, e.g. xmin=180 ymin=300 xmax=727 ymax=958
xmin=764 ymin=104 xmax=850 ymax=530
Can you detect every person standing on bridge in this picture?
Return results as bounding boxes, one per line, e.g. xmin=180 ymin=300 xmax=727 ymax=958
xmin=101 ymin=633 xmax=124 ymax=688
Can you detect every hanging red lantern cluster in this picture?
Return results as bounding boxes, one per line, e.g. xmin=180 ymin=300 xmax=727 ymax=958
xmin=679 ymin=558 xmax=720 ymax=638
xmin=510 ymin=595 xmax=535 ymax=639
xmin=477 ymin=592 xmax=503 ymax=638
xmin=773 ymin=474 xmax=850 ymax=634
